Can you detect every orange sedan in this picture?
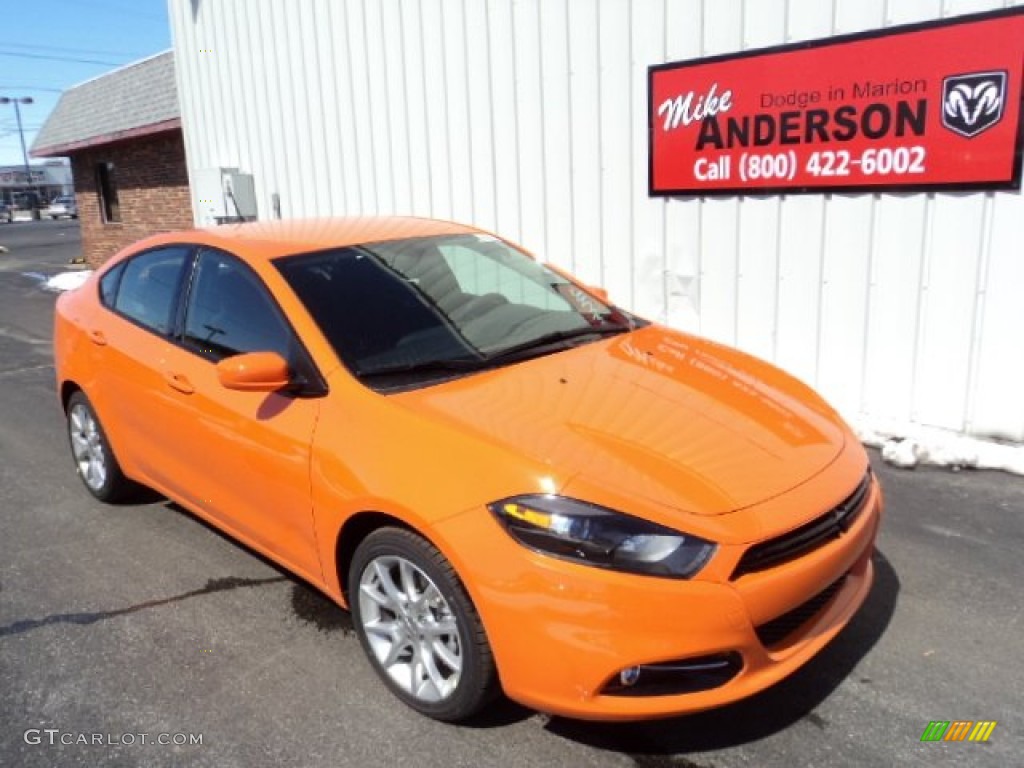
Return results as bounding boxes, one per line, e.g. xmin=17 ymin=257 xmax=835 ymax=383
xmin=54 ymin=217 xmax=882 ymax=722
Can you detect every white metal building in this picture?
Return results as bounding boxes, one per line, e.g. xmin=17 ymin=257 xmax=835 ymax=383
xmin=169 ymin=0 xmax=1024 ymax=444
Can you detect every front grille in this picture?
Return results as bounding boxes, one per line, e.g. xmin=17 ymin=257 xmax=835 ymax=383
xmin=732 ymin=470 xmax=872 ymax=579
xmin=755 ymin=575 xmax=847 ymax=648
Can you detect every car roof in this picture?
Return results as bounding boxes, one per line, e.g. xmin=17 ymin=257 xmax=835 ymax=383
xmin=137 ymin=216 xmax=485 ymax=263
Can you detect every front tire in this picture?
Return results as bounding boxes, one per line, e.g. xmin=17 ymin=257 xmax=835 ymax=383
xmin=349 ymin=527 xmax=498 ymax=722
xmin=66 ymin=391 xmax=134 ymax=502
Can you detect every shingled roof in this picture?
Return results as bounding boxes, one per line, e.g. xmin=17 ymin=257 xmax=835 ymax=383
xmin=31 ymin=51 xmax=179 ymax=157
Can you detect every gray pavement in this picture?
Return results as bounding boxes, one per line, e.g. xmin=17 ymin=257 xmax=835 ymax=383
xmin=0 ymin=220 xmax=1021 ymax=767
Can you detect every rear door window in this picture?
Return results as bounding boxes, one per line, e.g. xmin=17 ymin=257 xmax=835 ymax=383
xmin=98 ymin=262 xmax=125 ymax=308
xmin=112 ymin=247 xmax=190 ymax=334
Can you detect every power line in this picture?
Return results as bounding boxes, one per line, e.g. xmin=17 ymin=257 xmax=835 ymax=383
xmin=0 ymin=84 xmax=64 ymax=94
xmin=48 ymin=0 xmax=165 ymax=23
xmin=0 ymin=50 xmax=122 ymax=66
xmin=0 ymin=41 xmax=149 ymax=59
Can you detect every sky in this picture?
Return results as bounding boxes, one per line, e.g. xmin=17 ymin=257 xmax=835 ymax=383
xmin=0 ymin=0 xmax=172 ymax=167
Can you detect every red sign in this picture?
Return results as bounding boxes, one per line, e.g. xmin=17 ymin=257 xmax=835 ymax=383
xmin=649 ymin=8 xmax=1024 ymax=196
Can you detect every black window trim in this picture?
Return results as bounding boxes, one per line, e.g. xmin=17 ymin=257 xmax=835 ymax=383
xmin=98 ymin=243 xmax=328 ymax=398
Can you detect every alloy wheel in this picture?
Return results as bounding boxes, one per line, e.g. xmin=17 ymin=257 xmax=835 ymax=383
xmin=357 ymin=554 xmax=462 ymax=703
xmin=69 ymin=402 xmax=107 ymax=492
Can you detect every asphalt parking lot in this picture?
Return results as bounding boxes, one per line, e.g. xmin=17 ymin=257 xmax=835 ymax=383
xmin=1 ymin=220 xmax=1021 ymax=767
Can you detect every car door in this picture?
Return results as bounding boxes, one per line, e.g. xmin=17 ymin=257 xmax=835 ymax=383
xmin=152 ymin=247 xmax=326 ymax=583
xmin=88 ymin=245 xmax=196 ymax=489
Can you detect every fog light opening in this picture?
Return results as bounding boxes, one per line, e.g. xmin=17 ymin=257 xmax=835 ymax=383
xmin=603 ymin=652 xmax=743 ymax=697
xmin=619 ymin=666 xmax=641 ymax=687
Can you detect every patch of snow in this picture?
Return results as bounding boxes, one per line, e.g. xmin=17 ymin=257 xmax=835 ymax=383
xmin=852 ymin=416 xmax=1024 ymax=476
xmin=44 ymin=270 xmax=92 ymax=293
xmin=879 ymin=438 xmax=920 ymax=469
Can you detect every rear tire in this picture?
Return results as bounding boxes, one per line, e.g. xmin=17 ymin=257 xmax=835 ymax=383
xmin=349 ymin=527 xmax=499 ymax=722
xmin=66 ymin=391 xmax=134 ymax=502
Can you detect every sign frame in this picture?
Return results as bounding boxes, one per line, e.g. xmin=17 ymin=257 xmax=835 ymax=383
xmin=647 ymin=7 xmax=1024 ymax=197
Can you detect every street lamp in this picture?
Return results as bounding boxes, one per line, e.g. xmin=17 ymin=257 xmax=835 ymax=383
xmin=0 ymin=96 xmax=35 ymax=204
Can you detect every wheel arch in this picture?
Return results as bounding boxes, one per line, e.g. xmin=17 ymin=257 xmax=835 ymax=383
xmin=59 ymin=379 xmax=82 ymax=413
xmin=334 ymin=510 xmax=415 ymax=607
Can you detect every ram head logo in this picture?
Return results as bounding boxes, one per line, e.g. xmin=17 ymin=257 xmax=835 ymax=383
xmin=942 ymin=71 xmax=1007 ymax=138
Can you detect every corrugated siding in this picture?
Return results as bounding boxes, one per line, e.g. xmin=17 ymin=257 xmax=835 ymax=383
xmin=169 ymin=0 xmax=1024 ymax=441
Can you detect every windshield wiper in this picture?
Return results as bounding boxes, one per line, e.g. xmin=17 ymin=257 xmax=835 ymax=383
xmin=356 ymin=356 xmax=487 ymax=378
xmin=358 ymin=323 xmax=630 ymax=379
xmin=483 ymin=323 xmax=630 ymax=364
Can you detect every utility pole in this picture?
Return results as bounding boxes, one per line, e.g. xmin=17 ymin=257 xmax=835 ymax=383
xmin=0 ymin=96 xmax=35 ymax=205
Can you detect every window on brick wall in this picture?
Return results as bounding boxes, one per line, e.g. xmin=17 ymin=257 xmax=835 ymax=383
xmin=96 ymin=161 xmax=121 ymax=223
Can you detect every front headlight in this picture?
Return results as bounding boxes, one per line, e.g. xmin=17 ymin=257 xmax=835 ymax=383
xmin=488 ymin=495 xmax=715 ymax=579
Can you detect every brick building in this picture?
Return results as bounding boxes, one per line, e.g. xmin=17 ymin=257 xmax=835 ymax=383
xmin=30 ymin=51 xmax=192 ymax=267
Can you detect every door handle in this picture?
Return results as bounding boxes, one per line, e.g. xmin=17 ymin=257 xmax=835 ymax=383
xmin=164 ymin=371 xmax=195 ymax=395
xmin=87 ymin=329 xmax=107 ymax=346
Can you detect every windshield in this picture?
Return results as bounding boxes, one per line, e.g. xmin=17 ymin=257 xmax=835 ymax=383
xmin=275 ymin=234 xmax=637 ymax=390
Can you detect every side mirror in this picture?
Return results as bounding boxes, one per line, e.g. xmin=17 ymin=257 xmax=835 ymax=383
xmin=217 ymin=351 xmax=292 ymax=392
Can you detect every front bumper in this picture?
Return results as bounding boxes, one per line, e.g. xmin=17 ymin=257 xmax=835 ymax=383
xmin=433 ymin=460 xmax=883 ymax=720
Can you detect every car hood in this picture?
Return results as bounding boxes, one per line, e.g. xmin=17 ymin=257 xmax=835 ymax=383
xmin=396 ymin=326 xmax=847 ymax=516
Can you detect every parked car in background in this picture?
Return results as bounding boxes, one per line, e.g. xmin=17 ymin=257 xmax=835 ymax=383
xmin=43 ymin=195 xmax=78 ymax=219
xmin=53 ymin=217 xmax=883 ymax=722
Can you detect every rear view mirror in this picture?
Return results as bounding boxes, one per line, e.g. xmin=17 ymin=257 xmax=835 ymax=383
xmin=217 ymin=352 xmax=291 ymax=392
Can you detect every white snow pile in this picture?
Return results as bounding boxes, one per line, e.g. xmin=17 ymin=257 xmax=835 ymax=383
xmin=853 ymin=418 xmax=1024 ymax=476
xmin=44 ymin=270 xmax=92 ymax=293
